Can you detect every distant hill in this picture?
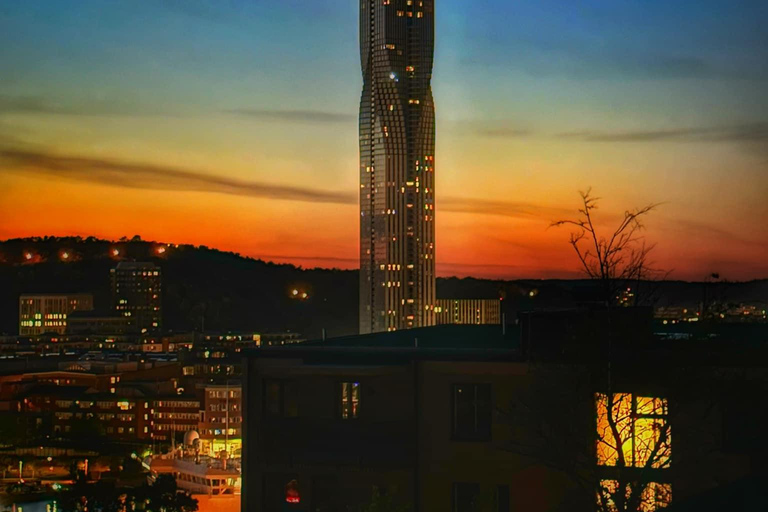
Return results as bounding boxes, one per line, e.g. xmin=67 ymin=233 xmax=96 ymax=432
xmin=1 ymin=236 xmax=766 ymax=338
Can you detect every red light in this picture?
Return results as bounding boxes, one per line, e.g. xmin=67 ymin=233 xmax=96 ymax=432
xmin=285 ymin=479 xmax=300 ymax=504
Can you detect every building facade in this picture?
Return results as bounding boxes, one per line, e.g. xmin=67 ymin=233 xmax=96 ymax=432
xmin=243 ymin=322 xmax=768 ymax=512
xmin=359 ymin=0 xmax=436 ymax=333
xmin=19 ymin=293 xmax=94 ymax=335
xmin=66 ymin=312 xmax=137 ymax=335
xmin=435 ymin=299 xmax=502 ymax=325
xmin=111 ymin=262 xmax=162 ymax=333
xmin=151 ymin=397 xmax=201 ymax=442
xmin=199 ymin=384 xmax=242 ymax=457
xmin=20 ymin=386 xmax=152 ymax=441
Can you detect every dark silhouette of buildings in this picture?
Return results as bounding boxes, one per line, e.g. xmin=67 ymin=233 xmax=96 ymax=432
xmin=359 ymin=0 xmax=436 ymax=334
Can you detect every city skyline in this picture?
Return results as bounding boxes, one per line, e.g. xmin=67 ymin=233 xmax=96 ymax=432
xmin=1 ymin=0 xmax=767 ymax=281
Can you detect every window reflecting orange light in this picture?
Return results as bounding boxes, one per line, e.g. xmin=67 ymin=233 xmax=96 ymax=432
xmin=598 ymin=480 xmax=671 ymax=512
xmin=596 ymin=393 xmax=671 ymax=469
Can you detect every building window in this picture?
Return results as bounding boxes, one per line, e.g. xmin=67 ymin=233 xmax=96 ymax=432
xmin=595 ymin=393 xmax=671 ymax=469
xmin=595 ymin=393 xmax=672 ymax=511
xmin=264 ymin=380 xmax=298 ymax=418
xmin=497 ymin=485 xmax=510 ymax=512
xmin=452 ymin=384 xmax=491 ymax=441
xmin=451 ymin=483 xmax=479 ymax=512
xmin=339 ymin=382 xmax=360 ymax=419
xmin=597 ymin=480 xmax=671 ymax=512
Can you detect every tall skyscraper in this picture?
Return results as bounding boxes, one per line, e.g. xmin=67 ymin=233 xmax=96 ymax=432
xmin=111 ymin=262 xmax=162 ymax=333
xmin=359 ymin=0 xmax=436 ymax=333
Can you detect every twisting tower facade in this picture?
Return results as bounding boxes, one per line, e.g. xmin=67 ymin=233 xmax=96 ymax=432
xmin=359 ymin=0 xmax=436 ymax=333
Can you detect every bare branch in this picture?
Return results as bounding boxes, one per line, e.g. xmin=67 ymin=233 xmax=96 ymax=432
xmin=552 ymin=190 xmax=665 ymax=306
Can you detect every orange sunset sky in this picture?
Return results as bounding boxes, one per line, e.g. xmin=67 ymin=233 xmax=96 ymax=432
xmin=1 ymin=1 xmax=767 ymax=280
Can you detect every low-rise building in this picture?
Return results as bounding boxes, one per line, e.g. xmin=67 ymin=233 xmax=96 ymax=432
xmin=435 ymin=298 xmax=501 ymax=325
xmin=200 ymin=384 xmax=242 ymax=458
xmin=67 ymin=312 xmax=137 ymax=335
xmin=151 ymin=396 xmax=202 ymax=442
xmin=19 ymin=293 xmax=94 ymax=335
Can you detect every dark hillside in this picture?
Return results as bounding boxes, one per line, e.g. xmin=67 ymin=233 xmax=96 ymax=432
xmin=1 ymin=237 xmax=765 ymax=338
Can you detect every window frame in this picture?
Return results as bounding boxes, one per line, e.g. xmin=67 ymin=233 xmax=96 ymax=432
xmin=451 ymin=482 xmax=480 ymax=512
xmin=263 ymin=379 xmax=298 ymax=419
xmin=338 ymin=380 xmax=361 ymax=420
xmin=451 ymin=382 xmax=492 ymax=442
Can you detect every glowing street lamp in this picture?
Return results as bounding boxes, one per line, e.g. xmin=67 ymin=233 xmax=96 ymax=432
xmin=25 ymin=252 xmax=33 ymax=261
xmin=61 ymin=251 xmax=70 ymax=260
xmin=112 ymin=248 xmax=120 ymax=257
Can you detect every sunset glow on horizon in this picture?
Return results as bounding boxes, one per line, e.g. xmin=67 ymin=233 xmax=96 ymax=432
xmin=1 ymin=0 xmax=767 ymax=281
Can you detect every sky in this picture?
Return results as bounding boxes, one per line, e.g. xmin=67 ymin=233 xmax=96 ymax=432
xmin=1 ymin=0 xmax=767 ymax=280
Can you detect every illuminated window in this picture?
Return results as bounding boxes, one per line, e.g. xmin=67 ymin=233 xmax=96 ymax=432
xmin=339 ymin=382 xmax=360 ymax=419
xmin=596 ymin=393 xmax=671 ymax=469
xmin=597 ymin=480 xmax=671 ymax=512
xmin=452 ymin=383 xmax=491 ymax=441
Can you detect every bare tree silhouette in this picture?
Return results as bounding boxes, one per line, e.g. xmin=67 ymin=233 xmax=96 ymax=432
xmin=552 ymin=189 xmax=666 ymax=306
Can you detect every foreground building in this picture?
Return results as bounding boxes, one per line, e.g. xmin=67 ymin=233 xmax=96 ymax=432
xmin=243 ymin=318 xmax=768 ymax=511
xmin=359 ymin=0 xmax=436 ymax=333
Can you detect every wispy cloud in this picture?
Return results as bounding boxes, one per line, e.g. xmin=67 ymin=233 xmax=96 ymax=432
xmin=464 ymin=31 xmax=768 ymax=82
xmin=557 ymin=123 xmax=768 ymax=143
xmin=437 ymin=260 xmax=578 ymax=279
xmin=441 ymin=196 xmax=572 ymax=220
xmin=1 ymin=146 xmax=576 ymax=221
xmin=0 ymin=94 xmax=178 ymax=117
xmin=474 ymin=127 xmax=532 ymax=138
xmin=225 ymin=108 xmax=355 ymax=124
xmin=0 ymin=148 xmax=355 ymax=205
xmin=664 ymin=217 xmax=768 ymax=250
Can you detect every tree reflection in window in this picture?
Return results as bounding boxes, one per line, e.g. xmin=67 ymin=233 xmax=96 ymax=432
xmin=595 ymin=393 xmax=672 ymax=511
xmin=596 ymin=393 xmax=671 ymax=469
xmin=597 ymin=480 xmax=671 ymax=512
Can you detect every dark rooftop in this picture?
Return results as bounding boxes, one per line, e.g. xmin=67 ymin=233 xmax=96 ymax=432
xmin=303 ymin=324 xmax=518 ymax=350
